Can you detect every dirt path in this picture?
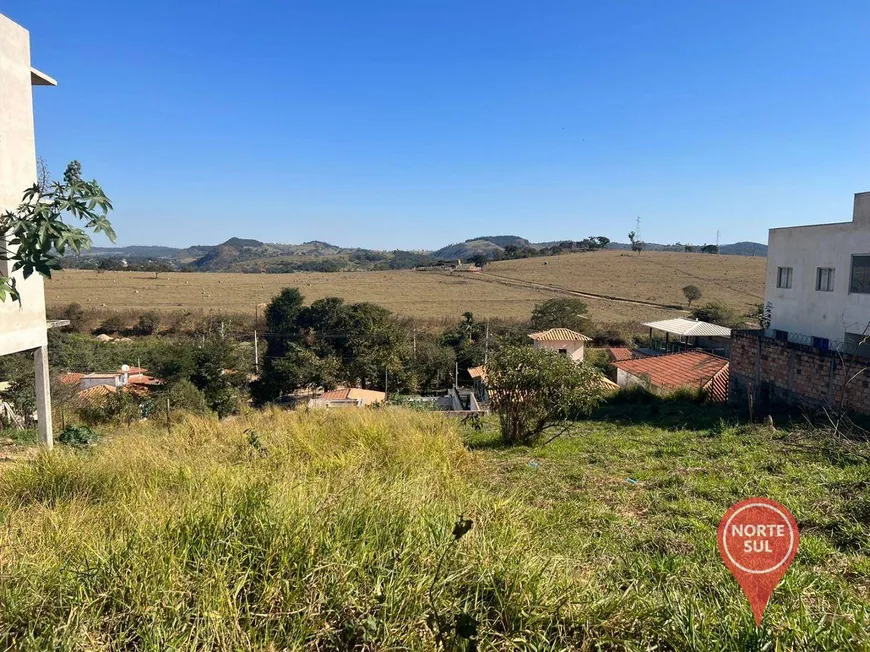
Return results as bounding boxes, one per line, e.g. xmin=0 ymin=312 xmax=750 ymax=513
xmin=451 ymin=271 xmax=690 ymax=313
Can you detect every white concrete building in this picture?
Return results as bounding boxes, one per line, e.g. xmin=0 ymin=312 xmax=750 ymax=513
xmin=765 ymin=192 xmax=870 ymax=356
xmin=528 ymin=328 xmax=591 ymax=362
xmin=0 ymin=14 xmax=58 ymax=446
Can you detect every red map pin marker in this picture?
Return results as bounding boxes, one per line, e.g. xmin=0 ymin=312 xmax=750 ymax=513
xmin=717 ymin=497 xmax=799 ymax=626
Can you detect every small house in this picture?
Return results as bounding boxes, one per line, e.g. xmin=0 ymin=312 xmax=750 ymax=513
xmin=528 ymin=328 xmax=592 ymax=362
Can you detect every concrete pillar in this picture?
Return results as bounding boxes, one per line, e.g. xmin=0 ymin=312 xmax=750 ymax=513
xmin=34 ymin=345 xmax=52 ymax=448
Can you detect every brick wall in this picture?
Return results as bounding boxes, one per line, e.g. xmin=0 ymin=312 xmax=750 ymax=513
xmin=729 ymin=330 xmax=870 ymax=415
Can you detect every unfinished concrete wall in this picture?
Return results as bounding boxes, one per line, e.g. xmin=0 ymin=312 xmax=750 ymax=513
xmin=0 ymin=14 xmax=47 ymax=356
xmin=729 ymin=329 xmax=870 ymax=415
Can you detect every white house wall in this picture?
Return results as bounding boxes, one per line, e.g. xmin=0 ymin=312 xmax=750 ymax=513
xmin=0 ymin=15 xmax=47 ymax=357
xmin=764 ymin=192 xmax=870 ymax=344
xmin=533 ymin=339 xmax=586 ymax=361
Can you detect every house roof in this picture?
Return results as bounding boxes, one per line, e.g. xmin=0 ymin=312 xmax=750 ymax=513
xmin=642 ymin=318 xmax=731 ymax=338
xmin=59 ymin=372 xmax=85 ymax=385
xmin=128 ymin=373 xmax=161 ymax=386
xmin=77 ymin=384 xmax=117 ymax=401
xmin=82 ymin=373 xmax=120 ymax=380
xmin=320 ymin=388 xmax=386 ymax=403
xmin=528 ymin=328 xmax=592 ymax=342
xmin=595 ymin=374 xmax=621 ymax=392
xmin=608 ymin=347 xmax=634 ymax=361
xmin=614 ymin=351 xmax=728 ymax=390
xmin=468 ymin=366 xmax=487 ymax=380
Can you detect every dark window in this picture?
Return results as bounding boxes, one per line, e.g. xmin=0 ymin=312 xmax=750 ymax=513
xmin=816 ymin=267 xmax=835 ymax=292
xmin=776 ymin=267 xmax=793 ymax=289
xmin=850 ymin=255 xmax=870 ymax=294
xmin=558 ymin=348 xmax=568 ymax=355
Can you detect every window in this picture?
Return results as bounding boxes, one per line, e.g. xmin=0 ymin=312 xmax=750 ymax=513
xmin=558 ymin=348 xmax=568 ymax=355
xmin=776 ymin=266 xmax=793 ymax=289
xmin=844 ymin=332 xmax=870 ymax=358
xmin=816 ymin=267 xmax=835 ymax=292
xmin=851 ymin=255 xmax=870 ymax=294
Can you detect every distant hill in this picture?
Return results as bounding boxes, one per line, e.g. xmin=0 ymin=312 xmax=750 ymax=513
xmin=606 ymin=241 xmax=767 ymax=256
xmin=65 ymin=234 xmax=767 ymax=274
xmin=720 ymin=241 xmax=768 ymax=256
xmin=431 ymin=235 xmax=532 ymax=260
xmin=86 ymin=245 xmax=182 ymax=258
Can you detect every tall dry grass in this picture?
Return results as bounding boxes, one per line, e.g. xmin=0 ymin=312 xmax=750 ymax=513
xmin=0 ymin=410 xmax=579 ymax=650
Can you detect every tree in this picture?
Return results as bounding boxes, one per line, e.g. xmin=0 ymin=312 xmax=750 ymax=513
xmin=487 ymin=346 xmax=606 ymax=445
xmin=263 ymin=288 xmax=305 ymax=360
xmin=682 ymin=285 xmax=702 ymax=308
xmin=468 ymin=253 xmax=488 ymax=269
xmin=593 ymin=236 xmax=610 ymax=250
xmin=0 ymin=161 xmax=114 ymax=302
xmin=684 ymin=244 xmax=695 ymax=253
xmin=628 ymin=231 xmax=644 ymax=255
xmin=189 ymin=336 xmax=247 ymax=418
xmin=691 ymin=301 xmax=741 ymax=328
xmin=530 ymin=298 xmax=589 ymax=333
xmin=700 ymin=244 xmax=719 ymax=254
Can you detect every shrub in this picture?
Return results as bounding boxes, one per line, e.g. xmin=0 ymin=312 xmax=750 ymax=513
xmin=487 ymin=345 xmax=606 ymax=445
xmin=62 ymin=303 xmax=86 ymax=331
xmin=57 ymin=424 xmax=100 ymax=448
xmin=150 ymin=379 xmax=209 ymax=416
xmin=135 ymin=311 xmax=161 ymax=335
xmin=95 ymin=315 xmax=125 ymax=335
xmin=690 ymin=301 xmax=741 ymax=328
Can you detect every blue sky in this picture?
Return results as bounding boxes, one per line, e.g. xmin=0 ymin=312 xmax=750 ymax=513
xmin=3 ymin=1 xmax=869 ymax=250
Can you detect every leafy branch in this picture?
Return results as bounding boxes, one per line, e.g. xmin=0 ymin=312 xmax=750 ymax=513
xmin=0 ymin=160 xmax=114 ymax=302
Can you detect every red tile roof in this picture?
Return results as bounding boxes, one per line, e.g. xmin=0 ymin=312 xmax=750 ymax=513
xmin=614 ymin=351 xmax=728 ymax=390
xmin=608 ymin=347 xmax=634 ymax=362
xmin=59 ymin=372 xmax=84 ymax=385
xmin=320 ymin=388 xmax=386 ymax=404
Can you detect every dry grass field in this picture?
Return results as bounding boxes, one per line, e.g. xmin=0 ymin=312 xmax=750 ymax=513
xmin=47 ymin=250 xmax=765 ymax=324
xmin=486 ymin=249 xmax=766 ymax=313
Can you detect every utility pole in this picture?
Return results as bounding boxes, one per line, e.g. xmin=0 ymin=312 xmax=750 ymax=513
xmin=455 ymin=362 xmax=459 ymax=388
xmin=484 ymin=318 xmax=490 ymax=366
xmin=254 ymin=330 xmax=259 ymax=374
xmin=413 ymin=329 xmax=417 ymax=359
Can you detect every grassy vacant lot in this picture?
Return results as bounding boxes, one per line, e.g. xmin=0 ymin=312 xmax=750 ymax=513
xmin=0 ymin=406 xmax=867 ymax=650
xmin=47 ymin=250 xmax=763 ymax=324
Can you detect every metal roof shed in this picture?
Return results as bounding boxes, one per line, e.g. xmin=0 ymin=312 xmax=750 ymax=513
xmin=642 ymin=318 xmax=732 ymax=357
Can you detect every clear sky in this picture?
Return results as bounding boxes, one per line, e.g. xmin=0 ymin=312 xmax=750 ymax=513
xmin=3 ymin=1 xmax=869 ymax=250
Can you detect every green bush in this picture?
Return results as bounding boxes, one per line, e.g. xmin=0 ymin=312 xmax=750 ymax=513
xmin=95 ymin=315 xmax=125 ymax=335
xmin=135 ymin=311 xmax=161 ymax=336
xmin=57 ymin=424 xmax=100 ymax=448
xmin=488 ymin=345 xmax=606 ymax=445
